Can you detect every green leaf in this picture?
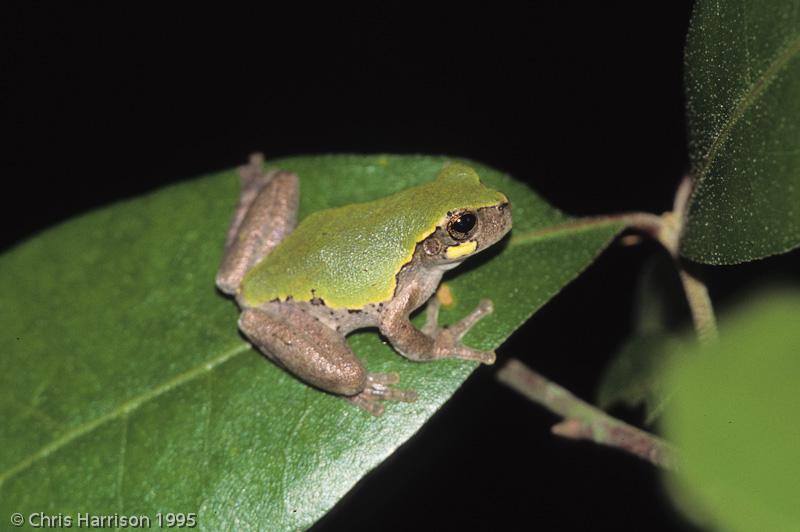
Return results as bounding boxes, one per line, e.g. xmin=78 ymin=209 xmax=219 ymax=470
xmin=662 ymin=291 xmax=800 ymax=531
xmin=681 ymin=0 xmax=800 ymax=264
xmin=0 ymin=155 xmax=621 ymax=530
xmin=596 ymin=255 xmax=688 ymax=424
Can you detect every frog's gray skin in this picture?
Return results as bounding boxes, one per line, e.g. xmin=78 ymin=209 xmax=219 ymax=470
xmin=216 ymin=154 xmax=512 ymax=415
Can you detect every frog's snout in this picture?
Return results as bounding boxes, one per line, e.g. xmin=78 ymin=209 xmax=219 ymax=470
xmin=492 ymin=201 xmax=513 ymax=235
xmin=498 ymin=201 xmax=512 ymax=226
xmin=475 ymin=201 xmax=512 ymax=251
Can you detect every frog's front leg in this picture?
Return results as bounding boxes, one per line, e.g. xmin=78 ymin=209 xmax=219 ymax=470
xmin=380 ymin=290 xmax=496 ymax=365
xmin=216 ymin=154 xmax=299 ymax=295
xmin=239 ymin=305 xmax=416 ymax=416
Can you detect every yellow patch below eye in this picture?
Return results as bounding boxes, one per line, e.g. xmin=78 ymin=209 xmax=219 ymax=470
xmin=445 ymin=240 xmax=477 ymax=259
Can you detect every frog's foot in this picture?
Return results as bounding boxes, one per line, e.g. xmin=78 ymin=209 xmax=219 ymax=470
xmin=217 ymin=156 xmax=299 ymax=294
xmin=347 ymin=372 xmax=417 ymax=416
xmin=239 ymin=152 xmax=267 ymax=184
xmin=233 ymin=153 xmax=285 ymax=217
xmin=424 ymin=298 xmax=496 ymax=365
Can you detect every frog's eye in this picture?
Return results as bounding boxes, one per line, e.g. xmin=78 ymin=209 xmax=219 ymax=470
xmin=447 ymin=211 xmax=477 ymax=241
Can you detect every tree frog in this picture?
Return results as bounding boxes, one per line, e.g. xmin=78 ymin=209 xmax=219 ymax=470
xmin=216 ymin=154 xmax=512 ymax=415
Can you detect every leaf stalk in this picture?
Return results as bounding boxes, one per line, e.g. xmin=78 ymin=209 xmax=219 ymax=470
xmin=524 ymin=175 xmax=718 ymax=343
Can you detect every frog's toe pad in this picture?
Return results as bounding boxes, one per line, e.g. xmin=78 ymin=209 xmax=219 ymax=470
xmin=453 ymin=346 xmax=496 ymax=365
xmin=476 ymin=349 xmax=496 ymax=365
xmin=347 ymin=373 xmax=417 ymax=416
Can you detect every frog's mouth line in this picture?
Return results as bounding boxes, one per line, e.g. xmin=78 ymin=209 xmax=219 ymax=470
xmin=445 ymin=240 xmax=477 ymax=260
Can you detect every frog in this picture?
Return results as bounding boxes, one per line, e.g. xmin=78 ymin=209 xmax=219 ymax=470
xmin=216 ymin=154 xmax=512 ymax=415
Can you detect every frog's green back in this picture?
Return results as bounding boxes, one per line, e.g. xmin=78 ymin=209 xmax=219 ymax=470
xmin=240 ymin=164 xmax=507 ymax=309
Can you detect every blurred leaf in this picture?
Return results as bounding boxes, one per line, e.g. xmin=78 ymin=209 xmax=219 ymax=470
xmin=0 ymin=155 xmax=622 ymax=530
xmin=596 ymin=255 xmax=688 ymax=424
xmin=662 ymin=291 xmax=800 ymax=531
xmin=681 ymin=0 xmax=800 ymax=264
xmin=597 ymin=334 xmax=681 ymax=425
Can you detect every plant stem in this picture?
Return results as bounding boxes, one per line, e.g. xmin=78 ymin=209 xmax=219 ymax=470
xmin=522 ymin=174 xmax=719 ymax=342
xmin=660 ymin=175 xmax=718 ymax=343
xmin=512 ymin=209 xmax=719 ymax=342
xmin=677 ymin=267 xmax=718 ymax=343
xmin=497 ymin=359 xmax=678 ymax=470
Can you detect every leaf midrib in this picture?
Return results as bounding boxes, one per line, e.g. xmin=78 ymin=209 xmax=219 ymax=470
xmin=0 ymin=343 xmax=251 ymax=486
xmin=692 ymin=34 xmax=800 ymax=186
xmin=509 ymin=218 xmax=624 ymax=247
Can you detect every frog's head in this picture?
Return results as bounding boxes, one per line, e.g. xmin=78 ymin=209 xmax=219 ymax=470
xmin=418 ymin=164 xmax=512 ymax=268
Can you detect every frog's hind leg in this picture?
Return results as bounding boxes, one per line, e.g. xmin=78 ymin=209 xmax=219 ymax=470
xmin=216 ymin=153 xmax=299 ymax=294
xmin=221 ymin=153 xmax=275 ymax=251
xmin=239 ymin=306 xmax=416 ymax=415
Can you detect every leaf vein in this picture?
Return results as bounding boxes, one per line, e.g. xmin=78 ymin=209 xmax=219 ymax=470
xmin=0 ymin=343 xmax=250 ymax=485
xmin=116 ymin=413 xmax=129 ymax=524
xmin=695 ymin=33 xmax=800 ymax=184
xmin=509 ymin=218 xmax=624 ymax=247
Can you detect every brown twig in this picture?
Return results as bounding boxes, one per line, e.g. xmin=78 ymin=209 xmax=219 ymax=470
xmin=497 ymin=359 xmax=679 ymax=470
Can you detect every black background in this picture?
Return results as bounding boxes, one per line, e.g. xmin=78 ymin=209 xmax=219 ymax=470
xmin=5 ymin=3 xmax=796 ymax=530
